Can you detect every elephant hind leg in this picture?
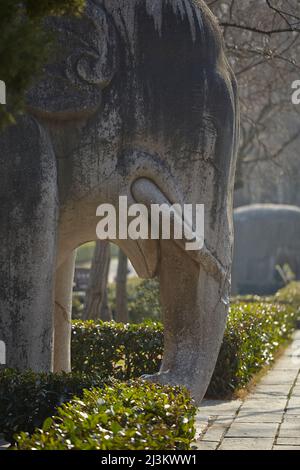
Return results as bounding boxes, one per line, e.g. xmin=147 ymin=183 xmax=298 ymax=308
xmin=53 ymin=253 xmax=76 ymax=373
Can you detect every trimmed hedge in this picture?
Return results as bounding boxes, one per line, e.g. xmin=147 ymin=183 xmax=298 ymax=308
xmin=0 ymin=370 xmax=106 ymax=443
xmin=207 ymin=302 xmax=296 ymax=397
xmin=0 ymin=299 xmax=296 ymax=446
xmin=275 ymin=281 xmax=300 ymax=308
xmin=15 ymin=381 xmax=196 ymax=450
xmin=72 ymin=320 xmax=163 ymax=379
xmin=72 ymin=302 xmax=297 ymax=398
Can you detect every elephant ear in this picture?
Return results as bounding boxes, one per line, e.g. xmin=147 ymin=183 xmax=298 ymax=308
xmin=26 ymin=2 xmax=117 ymax=120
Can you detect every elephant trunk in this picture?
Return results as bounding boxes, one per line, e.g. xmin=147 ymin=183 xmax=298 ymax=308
xmin=131 ymin=177 xmax=230 ymax=404
xmin=158 ymin=240 xmax=229 ymax=403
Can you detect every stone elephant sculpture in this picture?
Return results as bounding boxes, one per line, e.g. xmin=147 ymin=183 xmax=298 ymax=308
xmin=0 ymin=0 xmax=239 ymax=403
xmin=232 ymin=204 xmax=300 ymax=296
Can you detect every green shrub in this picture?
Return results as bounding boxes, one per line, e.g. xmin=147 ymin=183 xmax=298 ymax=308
xmin=72 ymin=320 xmax=163 ymax=378
xmin=275 ymin=281 xmax=300 ymax=308
xmin=72 ymin=293 xmax=85 ymax=319
xmin=207 ymin=302 xmax=296 ymax=397
xmin=0 ymin=369 xmax=106 ymax=443
xmin=15 ymin=381 xmax=196 ymax=450
xmin=107 ymin=278 xmax=161 ymax=323
xmin=72 ymin=302 xmax=296 ymax=398
xmin=127 ymin=279 xmax=161 ymax=323
xmin=0 ymin=302 xmax=296 ymax=447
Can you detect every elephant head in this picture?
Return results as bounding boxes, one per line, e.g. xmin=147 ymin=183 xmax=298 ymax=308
xmin=26 ymin=0 xmax=239 ymax=404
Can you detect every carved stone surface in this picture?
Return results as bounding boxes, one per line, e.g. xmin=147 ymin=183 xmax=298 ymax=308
xmin=232 ymin=204 xmax=300 ymax=295
xmin=0 ymin=0 xmax=238 ymax=403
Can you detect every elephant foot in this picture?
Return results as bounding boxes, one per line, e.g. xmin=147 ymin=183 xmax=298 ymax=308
xmin=141 ymin=370 xmax=204 ymax=404
xmin=142 ymin=371 xmax=177 ymax=386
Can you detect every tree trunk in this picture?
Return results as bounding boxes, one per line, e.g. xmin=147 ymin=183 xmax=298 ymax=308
xmin=54 ymin=252 xmax=76 ymax=372
xmin=115 ymin=249 xmax=129 ymax=323
xmin=83 ymin=241 xmax=111 ymax=321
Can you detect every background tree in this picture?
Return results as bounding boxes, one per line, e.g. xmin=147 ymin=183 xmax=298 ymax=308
xmin=0 ymin=0 xmax=85 ymax=127
xmin=83 ymin=241 xmax=111 ymax=321
xmin=115 ymin=250 xmax=129 ymax=323
xmin=206 ymin=0 xmax=300 ymax=203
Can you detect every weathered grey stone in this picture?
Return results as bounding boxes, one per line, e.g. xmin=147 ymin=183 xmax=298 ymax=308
xmin=0 ymin=0 xmax=239 ymax=404
xmin=232 ymin=204 xmax=300 ymax=295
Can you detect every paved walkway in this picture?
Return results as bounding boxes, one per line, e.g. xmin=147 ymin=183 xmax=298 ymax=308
xmin=195 ymin=330 xmax=300 ymax=450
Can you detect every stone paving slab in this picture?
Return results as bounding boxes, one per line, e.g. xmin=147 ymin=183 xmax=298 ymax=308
xmin=278 ymin=421 xmax=300 ymax=437
xmin=274 ymin=360 xmax=300 ymax=370
xmin=286 ymin=402 xmax=300 ymax=413
xmin=258 ymin=373 xmax=296 ymax=385
xmin=255 ymin=384 xmax=291 ymax=398
xmin=258 ymin=377 xmax=295 ymax=385
xmin=195 ymin=331 xmax=300 ymax=450
xmin=273 ymin=445 xmax=300 ymax=450
xmin=254 ymin=384 xmax=292 ymax=394
xmin=194 ymin=441 xmax=218 ymax=450
xmin=239 ymin=400 xmax=287 ymax=413
xmin=201 ymin=423 xmax=231 ymax=442
xmin=277 ymin=437 xmax=300 ymax=446
xmin=287 ymin=396 xmax=300 ymax=407
xmin=234 ymin=412 xmax=283 ymax=423
xmin=219 ymin=438 xmax=273 ymax=451
xmin=225 ymin=422 xmax=279 ymax=439
xmin=197 ymin=400 xmax=242 ymax=417
xmin=282 ymin=414 xmax=300 ymax=422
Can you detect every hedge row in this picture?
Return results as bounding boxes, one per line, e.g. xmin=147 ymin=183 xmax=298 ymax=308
xmin=275 ymin=281 xmax=300 ymax=308
xmin=72 ymin=320 xmax=163 ymax=379
xmin=15 ymin=381 xmax=196 ymax=450
xmin=72 ymin=302 xmax=297 ymax=397
xmin=0 ymin=369 xmax=106 ymax=442
xmin=0 ymin=300 xmax=296 ymax=445
xmin=207 ymin=302 xmax=296 ymax=397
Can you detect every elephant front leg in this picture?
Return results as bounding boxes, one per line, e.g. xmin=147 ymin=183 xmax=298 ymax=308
xmin=146 ymin=241 xmax=229 ymax=405
xmin=54 ymin=253 xmax=76 ymax=373
xmin=0 ymin=116 xmax=58 ymax=372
